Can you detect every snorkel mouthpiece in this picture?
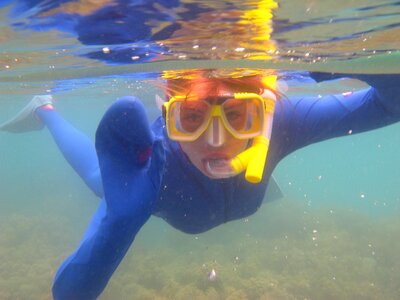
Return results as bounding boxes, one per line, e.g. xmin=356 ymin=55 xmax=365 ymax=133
xmin=231 ymin=136 xmax=269 ymax=183
xmin=205 ymin=135 xmax=270 ymax=182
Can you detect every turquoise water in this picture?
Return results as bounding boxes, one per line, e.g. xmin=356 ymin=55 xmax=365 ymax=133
xmin=1 ymin=1 xmax=400 ymax=299
xmin=1 ymin=80 xmax=399 ymax=300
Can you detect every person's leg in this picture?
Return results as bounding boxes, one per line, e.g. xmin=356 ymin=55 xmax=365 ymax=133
xmin=36 ymin=105 xmax=103 ymax=197
xmin=0 ymin=95 xmax=53 ymax=132
xmin=0 ymin=95 xmax=103 ymax=197
xmin=52 ymin=97 xmax=164 ymax=300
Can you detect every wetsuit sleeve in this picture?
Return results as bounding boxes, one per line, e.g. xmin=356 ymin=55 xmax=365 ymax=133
xmin=279 ymin=74 xmax=400 ymax=155
xmin=52 ymin=97 xmax=165 ymax=300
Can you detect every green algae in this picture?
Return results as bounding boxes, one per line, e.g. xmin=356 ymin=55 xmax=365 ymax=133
xmin=1 ymin=198 xmax=399 ymax=300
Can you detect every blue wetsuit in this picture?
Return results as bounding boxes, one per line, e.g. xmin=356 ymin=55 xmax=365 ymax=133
xmin=45 ymin=74 xmax=400 ymax=299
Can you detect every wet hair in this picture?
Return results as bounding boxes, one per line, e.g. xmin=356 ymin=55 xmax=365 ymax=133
xmin=159 ymin=69 xmax=278 ymax=101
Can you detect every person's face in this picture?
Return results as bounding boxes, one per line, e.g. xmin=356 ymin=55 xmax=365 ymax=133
xmin=178 ymin=87 xmax=250 ymax=178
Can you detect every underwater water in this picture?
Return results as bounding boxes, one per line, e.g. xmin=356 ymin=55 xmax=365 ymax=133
xmin=1 ymin=1 xmax=400 ymax=299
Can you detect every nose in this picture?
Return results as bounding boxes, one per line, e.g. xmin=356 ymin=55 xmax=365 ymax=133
xmin=205 ymin=117 xmax=226 ymax=147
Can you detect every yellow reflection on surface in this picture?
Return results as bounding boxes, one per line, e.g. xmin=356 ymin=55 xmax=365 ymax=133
xmin=156 ymin=0 xmax=278 ymax=61
xmin=237 ymin=0 xmax=278 ymax=59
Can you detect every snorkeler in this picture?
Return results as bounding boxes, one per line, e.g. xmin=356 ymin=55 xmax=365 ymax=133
xmin=1 ymin=70 xmax=399 ymax=300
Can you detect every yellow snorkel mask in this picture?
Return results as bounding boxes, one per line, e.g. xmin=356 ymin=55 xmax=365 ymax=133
xmin=162 ymin=73 xmax=277 ymax=183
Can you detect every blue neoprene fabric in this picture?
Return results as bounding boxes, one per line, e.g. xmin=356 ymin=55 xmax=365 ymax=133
xmin=49 ymin=75 xmax=400 ymax=299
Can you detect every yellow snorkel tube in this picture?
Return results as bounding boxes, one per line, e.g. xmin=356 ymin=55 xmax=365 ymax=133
xmin=230 ymin=75 xmax=276 ymax=184
xmin=231 ymin=136 xmax=270 ymax=183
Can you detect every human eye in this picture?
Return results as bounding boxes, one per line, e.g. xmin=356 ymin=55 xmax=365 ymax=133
xmin=225 ymin=109 xmax=244 ymax=121
xmin=180 ymin=108 xmax=206 ymax=132
xmin=183 ymin=110 xmax=204 ymax=123
xmin=224 ymin=102 xmax=247 ymax=130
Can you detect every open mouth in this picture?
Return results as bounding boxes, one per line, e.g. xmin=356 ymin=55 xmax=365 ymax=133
xmin=203 ymin=158 xmax=235 ymax=179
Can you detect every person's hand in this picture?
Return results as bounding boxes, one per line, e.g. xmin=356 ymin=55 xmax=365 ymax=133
xmin=95 ymin=96 xmax=165 ymax=221
xmin=308 ymin=71 xmax=345 ymax=83
xmin=309 ymin=71 xmax=400 ymax=88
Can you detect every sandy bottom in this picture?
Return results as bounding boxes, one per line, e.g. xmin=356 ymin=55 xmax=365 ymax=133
xmin=1 ymin=198 xmax=399 ymax=300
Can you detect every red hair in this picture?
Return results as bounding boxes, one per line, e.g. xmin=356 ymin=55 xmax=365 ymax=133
xmin=161 ymin=69 xmax=277 ymax=101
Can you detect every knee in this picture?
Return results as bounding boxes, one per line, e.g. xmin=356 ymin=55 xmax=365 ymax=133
xmin=96 ymin=96 xmax=153 ymax=148
xmin=106 ymin=96 xmax=148 ymax=128
xmin=114 ymin=95 xmax=144 ymax=110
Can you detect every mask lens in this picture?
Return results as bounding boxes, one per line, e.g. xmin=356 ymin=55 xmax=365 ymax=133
xmin=222 ymin=97 xmax=263 ymax=138
xmin=167 ymin=100 xmax=211 ymax=140
xmin=179 ymin=101 xmax=209 ymax=133
xmin=222 ymin=98 xmax=248 ymax=131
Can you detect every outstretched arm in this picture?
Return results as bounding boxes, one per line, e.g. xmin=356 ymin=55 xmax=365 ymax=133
xmin=52 ymin=97 xmax=165 ymax=300
xmin=276 ymin=74 xmax=400 ymax=156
